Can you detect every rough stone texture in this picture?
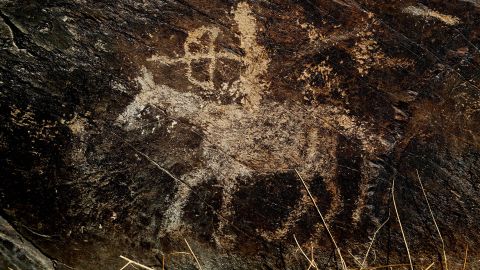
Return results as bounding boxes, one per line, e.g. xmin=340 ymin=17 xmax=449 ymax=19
xmin=0 ymin=0 xmax=479 ymax=269
xmin=0 ymin=216 xmax=54 ymax=270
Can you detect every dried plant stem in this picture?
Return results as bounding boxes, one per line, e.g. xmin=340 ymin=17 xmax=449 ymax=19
xmin=185 ymin=239 xmax=203 ymax=270
xmin=391 ymin=177 xmax=413 ymax=270
xmin=462 ymin=245 xmax=468 ymax=270
xmin=294 ymin=234 xmax=319 ymax=270
xmin=349 ymin=250 xmax=363 ymax=268
xmin=416 ymin=170 xmax=448 ymax=270
xmin=424 ymin=262 xmax=435 ymax=270
xmin=161 ymin=252 xmax=191 ymax=270
xmin=351 ymin=263 xmax=418 ymax=270
xmin=119 ymin=255 xmax=154 ymax=270
xmin=360 ymin=214 xmax=390 ymax=270
xmin=308 ymin=245 xmax=317 ymax=270
xmin=353 ymin=263 xmax=418 ymax=270
xmin=295 ymin=169 xmax=348 ymax=270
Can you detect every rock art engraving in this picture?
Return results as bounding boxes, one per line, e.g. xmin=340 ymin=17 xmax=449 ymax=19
xmin=3 ymin=0 xmax=480 ymax=268
xmin=147 ymin=26 xmax=241 ymax=92
xmin=403 ymin=5 xmax=461 ymax=26
xmin=116 ymin=2 xmax=393 ymax=244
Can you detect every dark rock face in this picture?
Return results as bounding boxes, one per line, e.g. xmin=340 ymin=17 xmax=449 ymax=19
xmin=1 ymin=0 xmax=479 ymax=269
xmin=0 ymin=216 xmax=54 ymax=270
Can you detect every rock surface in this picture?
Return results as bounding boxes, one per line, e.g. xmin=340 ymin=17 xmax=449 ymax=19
xmin=0 ymin=216 xmax=54 ymax=270
xmin=1 ymin=0 xmax=480 ymax=269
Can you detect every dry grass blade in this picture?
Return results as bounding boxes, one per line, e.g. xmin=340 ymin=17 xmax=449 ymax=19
xmin=351 ymin=263 xmax=416 ymax=270
xmin=161 ymin=252 xmax=191 ymax=270
xmin=294 ymin=234 xmax=319 ymax=270
xmin=462 ymin=245 xmax=468 ymax=270
xmin=416 ymin=170 xmax=448 ymax=270
xmin=119 ymin=255 xmax=154 ymax=270
xmin=185 ymin=238 xmax=203 ymax=270
xmin=391 ymin=177 xmax=414 ymax=270
xmin=424 ymin=262 xmax=434 ymax=270
xmin=360 ymin=214 xmax=390 ymax=270
xmin=349 ymin=250 xmax=363 ymax=268
xmin=295 ymin=169 xmax=348 ymax=270
xmin=352 ymin=263 xmax=418 ymax=270
xmin=308 ymin=245 xmax=316 ymax=270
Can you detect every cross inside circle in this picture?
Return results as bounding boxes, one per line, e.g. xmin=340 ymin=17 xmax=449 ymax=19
xmin=148 ymin=26 xmax=242 ymax=90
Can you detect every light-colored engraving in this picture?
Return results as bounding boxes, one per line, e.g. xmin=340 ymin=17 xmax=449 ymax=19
xmin=117 ymin=2 xmax=392 ymax=244
xmin=148 ymin=26 xmax=241 ymax=91
xmin=403 ymin=5 xmax=460 ymax=26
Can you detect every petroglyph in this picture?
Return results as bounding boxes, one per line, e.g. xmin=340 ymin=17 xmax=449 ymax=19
xmin=297 ymin=16 xmax=413 ymax=87
xmin=299 ymin=61 xmax=341 ymax=100
xmin=403 ymin=5 xmax=461 ymax=25
xmin=233 ymin=2 xmax=270 ymax=109
xmin=147 ymin=26 xmax=241 ymax=91
xmin=117 ymin=2 xmax=392 ymax=243
xmin=4 ymin=0 xmax=480 ymax=268
xmin=351 ymin=26 xmax=383 ymax=76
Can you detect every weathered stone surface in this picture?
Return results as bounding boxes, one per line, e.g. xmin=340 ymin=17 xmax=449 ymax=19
xmin=1 ymin=0 xmax=479 ymax=269
xmin=0 ymin=216 xmax=54 ymax=270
